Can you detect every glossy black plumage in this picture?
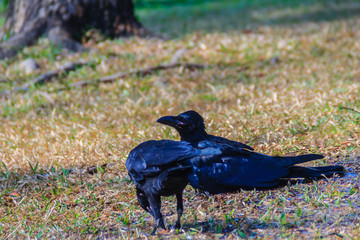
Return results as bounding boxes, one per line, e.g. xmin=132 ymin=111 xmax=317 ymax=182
xmin=157 ymin=110 xmax=345 ymax=194
xmin=157 ymin=110 xmax=253 ymax=150
xmin=126 ymin=139 xmax=224 ymax=234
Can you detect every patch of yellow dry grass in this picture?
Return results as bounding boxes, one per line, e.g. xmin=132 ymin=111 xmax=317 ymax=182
xmin=1 ymin=28 xmax=359 ymax=170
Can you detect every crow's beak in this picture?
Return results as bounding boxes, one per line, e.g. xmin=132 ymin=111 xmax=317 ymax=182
xmin=157 ymin=116 xmax=182 ymax=128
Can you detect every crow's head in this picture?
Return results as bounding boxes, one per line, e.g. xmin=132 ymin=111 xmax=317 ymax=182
xmin=157 ymin=110 xmax=207 ymax=141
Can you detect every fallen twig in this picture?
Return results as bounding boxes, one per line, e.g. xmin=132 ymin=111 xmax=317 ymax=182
xmin=0 ymin=62 xmax=204 ymax=96
xmin=18 ymin=62 xmax=86 ymax=91
xmin=70 ymin=62 xmax=206 ymax=88
xmin=339 ymin=106 xmax=360 ymax=114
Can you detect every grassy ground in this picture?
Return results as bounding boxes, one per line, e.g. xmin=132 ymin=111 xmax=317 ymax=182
xmin=1 ymin=0 xmax=360 ymax=238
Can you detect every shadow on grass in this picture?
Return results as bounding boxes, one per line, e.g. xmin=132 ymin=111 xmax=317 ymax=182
xmin=181 ymin=217 xmax=278 ymax=236
xmin=269 ymin=3 xmax=360 ymax=25
xmin=135 ymin=0 xmax=360 ymax=38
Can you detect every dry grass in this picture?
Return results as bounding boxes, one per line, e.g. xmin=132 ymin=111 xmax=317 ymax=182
xmin=0 ymin=0 xmax=360 ymax=238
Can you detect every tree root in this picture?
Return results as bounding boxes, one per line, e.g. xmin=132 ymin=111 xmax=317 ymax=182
xmin=0 ymin=18 xmax=47 ymax=60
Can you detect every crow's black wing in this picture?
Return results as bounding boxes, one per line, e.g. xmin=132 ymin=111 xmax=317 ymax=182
xmin=126 ymin=140 xmax=193 ymax=171
xmin=207 ymin=134 xmax=254 ymax=151
xmin=126 ymin=139 xmax=223 ymax=183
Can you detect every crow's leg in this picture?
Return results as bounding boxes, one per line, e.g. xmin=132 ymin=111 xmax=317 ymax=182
xmin=174 ymin=191 xmax=184 ymax=229
xmin=147 ymin=194 xmax=165 ymax=235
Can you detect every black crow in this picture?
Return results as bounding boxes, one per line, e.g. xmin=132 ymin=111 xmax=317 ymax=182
xmin=157 ymin=110 xmax=345 ymax=194
xmin=157 ymin=110 xmax=253 ymax=150
xmin=126 ymin=139 xmax=223 ymax=234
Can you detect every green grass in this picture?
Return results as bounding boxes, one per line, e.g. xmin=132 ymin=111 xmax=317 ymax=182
xmin=136 ymin=0 xmax=360 ymax=37
xmin=0 ymin=0 xmax=360 ymax=238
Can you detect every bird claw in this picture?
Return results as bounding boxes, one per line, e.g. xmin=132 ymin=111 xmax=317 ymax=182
xmin=150 ymin=227 xmax=168 ymax=235
xmin=151 ymin=218 xmax=166 ymax=235
xmin=173 ymin=221 xmax=181 ymax=229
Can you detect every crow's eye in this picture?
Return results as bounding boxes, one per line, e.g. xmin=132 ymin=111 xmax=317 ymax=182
xmin=178 ymin=121 xmax=186 ymax=126
xmin=177 ymin=116 xmax=188 ymax=125
xmin=176 ymin=116 xmax=188 ymax=129
xmin=177 ymin=121 xmax=188 ymax=129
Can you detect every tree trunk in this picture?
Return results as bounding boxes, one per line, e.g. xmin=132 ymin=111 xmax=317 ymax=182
xmin=0 ymin=0 xmax=147 ymax=59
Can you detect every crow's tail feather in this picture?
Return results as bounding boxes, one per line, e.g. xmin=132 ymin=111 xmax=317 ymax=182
xmin=274 ymin=154 xmax=324 ymax=166
xmin=286 ymin=165 xmax=345 ymax=179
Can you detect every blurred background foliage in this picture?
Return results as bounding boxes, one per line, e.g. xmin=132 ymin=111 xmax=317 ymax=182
xmin=1 ymin=0 xmax=359 ymax=38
